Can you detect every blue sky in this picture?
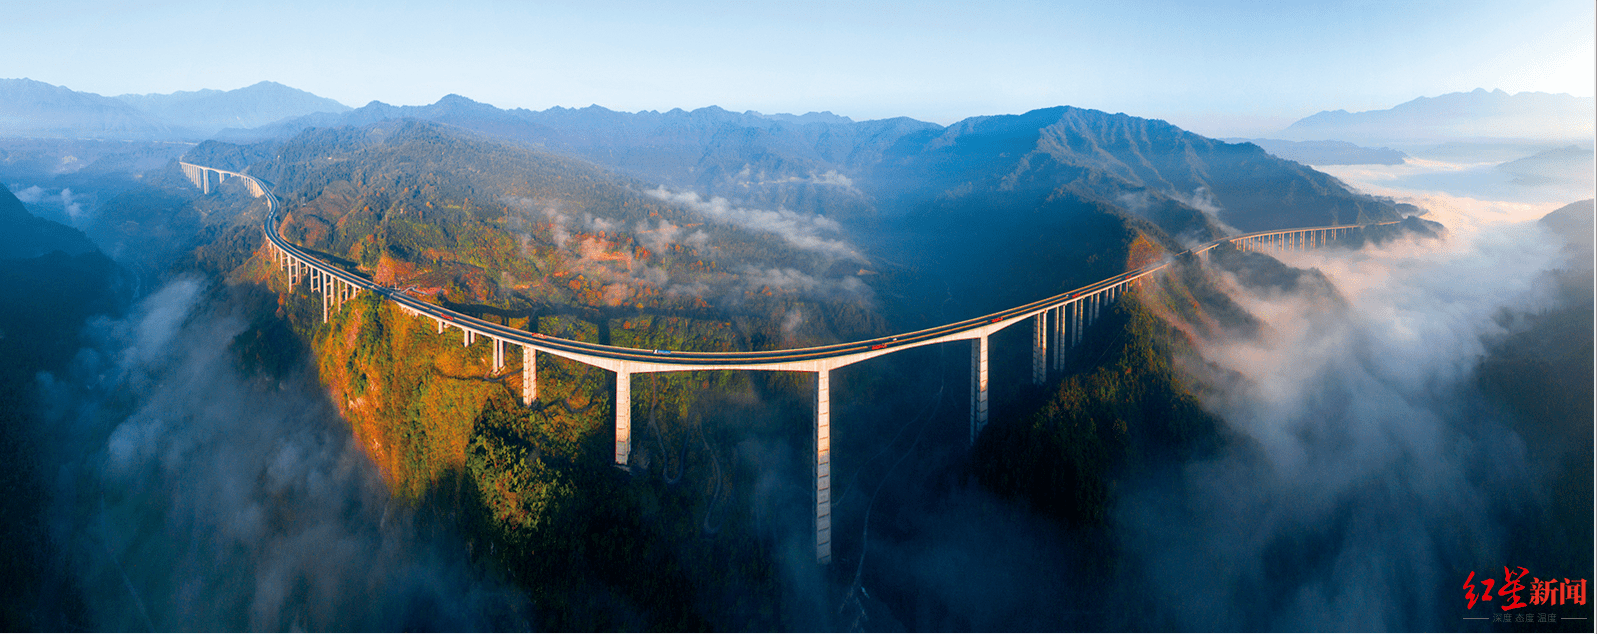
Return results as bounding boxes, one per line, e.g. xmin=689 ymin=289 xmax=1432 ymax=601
xmin=8 ymin=0 xmax=1593 ymax=136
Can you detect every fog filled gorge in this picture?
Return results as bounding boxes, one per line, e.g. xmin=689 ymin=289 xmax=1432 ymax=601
xmin=32 ymin=280 xmax=529 ymax=630
xmin=1119 ymin=195 xmax=1589 ymax=629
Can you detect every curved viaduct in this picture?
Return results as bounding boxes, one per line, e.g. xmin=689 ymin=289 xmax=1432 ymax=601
xmin=180 ymin=160 xmax=1399 ymax=564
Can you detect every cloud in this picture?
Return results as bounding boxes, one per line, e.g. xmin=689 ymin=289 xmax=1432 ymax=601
xmin=634 ymin=217 xmax=709 ymax=254
xmin=1319 ymin=157 xmax=1595 ymax=206
xmin=645 ymin=187 xmax=866 ymax=262
xmin=736 ymin=265 xmax=872 ymax=302
xmin=501 ymin=195 xmax=873 ymax=309
xmin=752 ymin=169 xmax=859 ymax=191
xmin=739 ymin=266 xmax=820 ymax=292
xmin=36 ymin=279 xmax=528 ymax=630
xmin=1120 ymin=194 xmax=1568 ymax=629
xmin=780 ymin=307 xmax=804 ymax=342
xmin=1177 ymin=186 xmax=1240 ymax=235
xmin=9 ymin=185 xmax=89 ymax=223
xmin=502 ymin=196 xmax=574 ymax=249
xmin=60 ymin=187 xmax=84 ymax=220
xmin=13 ymin=184 xmax=46 ymax=203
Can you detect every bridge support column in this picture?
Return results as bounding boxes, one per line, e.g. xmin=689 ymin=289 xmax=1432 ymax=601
xmin=1053 ymin=306 xmax=1065 ymax=371
xmin=1077 ymin=299 xmax=1086 ymax=344
xmin=970 ymin=335 xmax=988 ymax=444
xmin=1032 ymin=314 xmax=1046 ymax=385
xmin=492 ymin=338 xmax=504 ymax=371
xmin=615 ymin=370 xmax=631 ymax=465
xmin=521 ymin=345 xmax=536 ymax=405
xmin=1071 ymin=300 xmax=1081 ymax=347
xmin=464 ymin=329 xmax=474 ymax=347
xmin=437 ymin=319 xmax=445 ymax=334
xmin=815 ymin=369 xmax=832 ymax=564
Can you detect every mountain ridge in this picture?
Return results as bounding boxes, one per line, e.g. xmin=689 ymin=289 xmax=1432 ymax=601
xmin=114 ymin=80 xmax=350 ymax=134
xmin=220 ymin=96 xmax=1408 ymax=237
xmin=0 ymin=78 xmax=175 ymax=140
xmin=0 ymin=183 xmax=100 ymax=259
xmin=0 ymin=78 xmax=349 ymax=140
xmin=1280 ymin=88 xmax=1595 ymax=145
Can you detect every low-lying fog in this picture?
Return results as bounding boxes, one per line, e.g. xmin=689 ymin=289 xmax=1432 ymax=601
xmin=1318 ymin=144 xmax=1594 ymax=205
xmin=1117 ymin=164 xmax=1589 ymax=629
xmin=35 ymin=281 xmax=529 ymax=630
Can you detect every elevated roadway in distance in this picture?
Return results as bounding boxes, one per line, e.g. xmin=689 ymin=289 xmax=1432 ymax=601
xmin=180 ymin=160 xmax=1402 ymax=564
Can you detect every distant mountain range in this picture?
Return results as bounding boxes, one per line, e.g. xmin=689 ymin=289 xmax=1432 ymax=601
xmin=214 ymin=95 xmax=1407 ymax=237
xmin=1223 ymin=138 xmax=1408 ymax=166
xmin=1278 ymin=88 xmax=1595 ymax=146
xmin=0 ymin=79 xmax=176 ymax=140
xmin=0 ymin=79 xmax=348 ymax=140
xmin=114 ymin=81 xmax=349 ymax=134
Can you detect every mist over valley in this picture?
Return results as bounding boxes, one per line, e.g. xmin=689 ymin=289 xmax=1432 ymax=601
xmin=0 ymin=69 xmax=1590 ymax=632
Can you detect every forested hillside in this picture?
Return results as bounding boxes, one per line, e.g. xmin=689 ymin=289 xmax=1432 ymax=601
xmin=0 ymin=186 xmax=126 ymax=630
xmin=202 ymin=121 xmax=900 ymax=627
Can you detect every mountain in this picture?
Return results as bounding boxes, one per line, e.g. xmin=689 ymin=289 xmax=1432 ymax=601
xmin=229 ymin=97 xmax=1409 ymax=235
xmin=0 ymin=183 xmax=99 ymax=258
xmin=0 ymin=78 xmax=175 ymax=140
xmin=1279 ymin=89 xmax=1596 ymax=145
xmin=114 ymin=81 xmax=349 ymax=135
xmin=229 ymin=119 xmax=883 ymax=343
xmin=1498 ymin=145 xmax=1595 ymax=187
xmin=1224 ymin=138 xmax=1407 ymax=165
xmin=1539 ymin=198 xmax=1595 ymax=267
xmin=222 ymin=96 xmax=935 ymax=220
xmin=0 ymin=78 xmax=348 ymax=141
xmin=0 ymin=187 xmax=125 ymax=633
xmin=868 ymin=106 xmax=1408 ymax=232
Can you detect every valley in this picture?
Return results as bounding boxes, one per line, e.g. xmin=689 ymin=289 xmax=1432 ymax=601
xmin=0 ymin=74 xmax=1589 ymax=631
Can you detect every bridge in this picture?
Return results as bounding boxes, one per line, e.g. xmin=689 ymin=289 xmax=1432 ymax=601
xmin=180 ymin=160 xmax=1399 ymax=564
